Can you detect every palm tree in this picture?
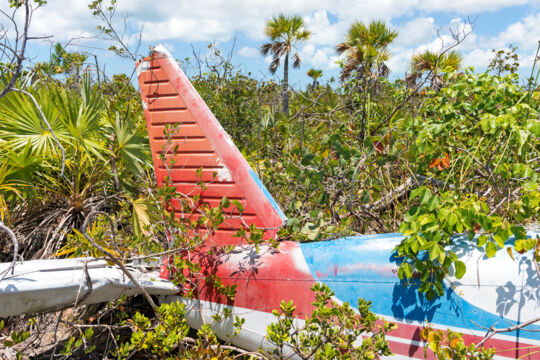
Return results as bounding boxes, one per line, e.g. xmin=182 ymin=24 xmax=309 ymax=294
xmin=409 ymin=50 xmax=462 ymax=89
xmin=336 ymin=20 xmax=398 ymax=81
xmin=306 ymin=68 xmax=323 ymax=88
xmin=260 ymin=14 xmax=311 ymax=117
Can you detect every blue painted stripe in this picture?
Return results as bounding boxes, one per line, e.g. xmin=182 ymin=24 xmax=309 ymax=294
xmin=299 ymin=234 xmax=540 ymax=341
xmin=249 ymin=168 xmax=287 ymax=223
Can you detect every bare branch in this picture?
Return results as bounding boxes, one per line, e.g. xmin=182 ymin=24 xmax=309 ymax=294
xmin=0 ymin=0 xmax=31 ymax=99
xmin=81 ymin=206 xmax=159 ymax=312
xmin=476 ymin=316 xmax=540 ymax=349
xmin=0 ymin=220 xmax=19 ymax=281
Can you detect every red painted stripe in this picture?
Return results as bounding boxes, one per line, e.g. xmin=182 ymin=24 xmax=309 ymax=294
xmin=138 ymin=52 xmax=284 ymax=246
xmin=141 ymin=82 xmax=177 ymax=95
xmin=145 ymin=95 xmax=187 ymax=110
xmin=384 ymin=319 xmax=539 ymax=359
xmin=138 ymin=67 xmax=168 ymax=82
xmin=152 ymin=138 xmax=214 ymax=154
xmin=147 ymin=123 xmax=205 ymax=138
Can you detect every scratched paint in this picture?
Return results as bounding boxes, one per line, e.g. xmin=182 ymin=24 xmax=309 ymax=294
xmin=300 ymin=234 xmax=540 ymax=342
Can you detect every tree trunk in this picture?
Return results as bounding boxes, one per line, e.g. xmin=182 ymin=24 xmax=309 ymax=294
xmin=282 ymin=53 xmax=289 ymax=117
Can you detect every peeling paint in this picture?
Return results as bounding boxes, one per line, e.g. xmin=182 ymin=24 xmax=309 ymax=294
xmin=216 ymin=165 xmax=232 ymax=182
xmin=135 ymin=60 xmax=150 ymax=77
xmin=154 ymin=44 xmax=182 ymax=72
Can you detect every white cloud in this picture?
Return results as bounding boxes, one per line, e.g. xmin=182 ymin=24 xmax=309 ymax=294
xmin=386 ymin=47 xmax=414 ymax=76
xmin=303 ymin=10 xmax=346 ymax=46
xmin=453 ymin=11 xmax=540 ymax=70
xmin=302 ymin=44 xmax=316 ymax=58
xmin=419 ymin=0 xmax=530 ymax=14
xmin=1 ymin=0 xmax=540 ymax=75
xmin=14 ymin=0 xmax=535 ymax=44
xmin=492 ymin=12 xmax=540 ymax=51
xmin=239 ymin=46 xmax=259 ymax=57
xmin=463 ymin=48 xmax=494 ymax=67
xmin=395 ymin=17 xmax=435 ymax=47
xmin=19 ymin=1 xmax=97 ymax=41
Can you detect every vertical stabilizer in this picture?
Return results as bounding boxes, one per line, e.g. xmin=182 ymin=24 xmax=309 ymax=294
xmin=137 ymin=46 xmax=286 ymax=246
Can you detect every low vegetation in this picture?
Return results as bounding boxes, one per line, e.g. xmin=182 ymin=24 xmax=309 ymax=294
xmin=0 ymin=1 xmax=538 ymax=359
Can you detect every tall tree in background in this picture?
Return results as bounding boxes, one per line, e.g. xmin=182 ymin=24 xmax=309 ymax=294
xmin=307 ymin=68 xmax=323 ymax=88
xmin=336 ymin=20 xmax=398 ymax=81
xmin=409 ymin=49 xmax=462 ymax=89
xmin=260 ymin=14 xmax=311 ymax=117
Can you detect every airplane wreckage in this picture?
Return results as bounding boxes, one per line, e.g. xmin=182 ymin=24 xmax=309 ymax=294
xmin=0 ymin=46 xmax=539 ymax=359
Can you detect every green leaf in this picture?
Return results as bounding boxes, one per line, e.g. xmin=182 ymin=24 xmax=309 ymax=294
xmin=438 ymin=248 xmax=446 ymax=264
xmin=523 ymin=181 xmax=538 ymax=192
xmin=220 ymin=196 xmax=230 ymax=208
xmin=485 ymin=242 xmax=497 ymax=258
xmin=426 ymin=195 xmax=440 ymax=211
xmin=419 ymin=189 xmax=433 ymax=205
xmin=477 ymin=234 xmax=488 ymax=247
xmin=518 ymin=129 xmax=529 ymax=146
xmin=527 ymin=119 xmax=540 ymax=136
xmin=429 ymin=244 xmax=440 ymax=261
xmin=131 ymin=197 xmax=160 ymax=238
xmin=447 ymin=213 xmax=458 ymax=230
xmin=517 ymin=130 xmax=529 ymax=155
xmin=301 ymin=151 xmax=315 ymax=165
xmin=399 ymin=263 xmax=413 ymax=279
xmin=232 ymin=200 xmax=244 ymax=213
xmin=454 ymin=260 xmax=466 ymax=279
xmin=493 ymin=233 xmax=505 ymax=248
xmin=404 ymin=206 xmax=420 ymax=222
xmin=510 ymin=225 xmax=526 ymax=240
xmin=410 ymin=186 xmax=425 ymax=201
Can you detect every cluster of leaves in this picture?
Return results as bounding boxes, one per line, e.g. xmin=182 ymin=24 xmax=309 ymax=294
xmin=265 ymin=283 xmax=395 ymax=359
xmin=420 ymin=326 xmax=495 ymax=360
xmin=395 ymin=70 xmax=540 ymax=299
xmin=0 ymin=51 xmax=152 ymax=260
xmin=0 ymin=319 xmax=30 ymax=360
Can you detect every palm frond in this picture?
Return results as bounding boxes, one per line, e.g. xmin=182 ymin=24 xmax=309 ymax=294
xmin=269 ymin=56 xmax=280 ymax=74
xmin=336 ymin=42 xmax=350 ymax=55
xmin=337 ymin=19 xmax=398 ymax=81
xmin=260 ymin=43 xmax=274 ymax=56
xmin=112 ymin=112 xmax=151 ymax=176
xmin=0 ymin=87 xmax=69 ymax=158
xmin=292 ymin=52 xmax=302 ymax=69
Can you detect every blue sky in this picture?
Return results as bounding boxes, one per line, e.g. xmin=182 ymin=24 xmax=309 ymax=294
xmin=6 ymin=0 xmax=540 ymax=88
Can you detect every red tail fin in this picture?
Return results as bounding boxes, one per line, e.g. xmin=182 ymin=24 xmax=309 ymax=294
xmin=137 ymin=45 xmax=286 ymax=246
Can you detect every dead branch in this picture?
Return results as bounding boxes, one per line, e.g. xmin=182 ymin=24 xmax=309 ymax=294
xmin=360 ymin=171 xmax=454 ymax=214
xmin=90 ymin=0 xmax=143 ymax=61
xmin=0 ymin=0 xmax=30 ymax=99
xmin=74 ymin=259 xmax=93 ymax=306
xmin=0 ymin=220 xmax=18 ymax=281
xmin=81 ymin=206 xmax=159 ymax=313
xmin=476 ymin=316 xmax=540 ymax=349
